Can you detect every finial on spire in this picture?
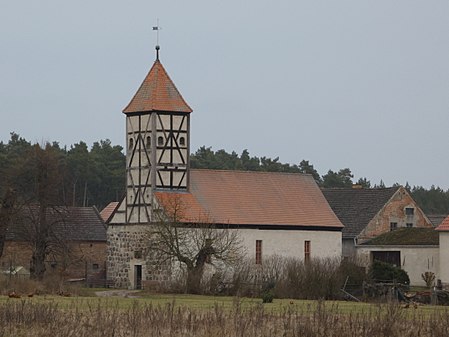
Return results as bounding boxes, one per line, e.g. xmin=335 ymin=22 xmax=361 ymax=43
xmin=155 ymin=45 xmax=160 ymax=60
xmin=152 ymin=19 xmax=162 ymax=60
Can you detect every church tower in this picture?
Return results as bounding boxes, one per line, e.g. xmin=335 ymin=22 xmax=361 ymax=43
xmin=119 ymin=46 xmax=192 ymax=224
xmin=107 ymin=46 xmax=192 ymax=289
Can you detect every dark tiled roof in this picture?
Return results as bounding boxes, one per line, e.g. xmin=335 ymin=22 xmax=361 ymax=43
xmin=155 ymin=169 xmax=343 ymax=229
xmin=123 ymin=59 xmax=192 ymax=114
xmin=322 ymin=187 xmax=400 ymax=239
xmin=8 ymin=206 xmax=106 ymax=242
xmin=436 ymin=215 xmax=449 ymax=231
xmin=427 ymin=214 xmax=448 ymax=227
xmin=100 ymin=202 xmax=119 ymax=223
xmin=361 ymin=228 xmax=439 ymax=246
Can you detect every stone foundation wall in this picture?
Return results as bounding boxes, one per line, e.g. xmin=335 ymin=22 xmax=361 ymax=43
xmin=107 ymin=224 xmax=171 ymax=289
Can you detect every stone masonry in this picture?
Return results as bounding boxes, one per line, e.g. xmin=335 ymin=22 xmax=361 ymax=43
xmin=107 ymin=224 xmax=171 ymax=289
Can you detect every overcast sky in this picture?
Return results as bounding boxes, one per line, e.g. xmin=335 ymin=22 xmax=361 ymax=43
xmin=1 ymin=1 xmax=448 ymax=189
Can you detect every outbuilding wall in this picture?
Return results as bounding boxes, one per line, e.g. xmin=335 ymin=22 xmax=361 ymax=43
xmin=439 ymin=232 xmax=449 ymax=285
xmin=356 ymin=245 xmax=439 ymax=286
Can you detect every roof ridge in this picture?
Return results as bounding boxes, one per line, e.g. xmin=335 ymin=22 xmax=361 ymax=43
xmin=190 ymin=168 xmax=312 ymax=177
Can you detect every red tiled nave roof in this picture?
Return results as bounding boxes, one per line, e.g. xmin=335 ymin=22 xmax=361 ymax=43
xmin=155 ymin=169 xmax=343 ymax=229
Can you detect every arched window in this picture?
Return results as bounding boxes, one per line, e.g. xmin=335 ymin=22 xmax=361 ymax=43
xmin=179 ymin=137 xmax=185 ymax=146
xmin=129 ymin=138 xmax=134 ymax=150
xmin=146 ymin=136 xmax=151 ymax=148
xmin=158 ymin=136 xmax=164 ymax=146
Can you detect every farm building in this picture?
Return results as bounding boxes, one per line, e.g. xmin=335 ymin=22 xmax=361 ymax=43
xmin=1 ymin=206 xmax=107 ymax=281
xmin=436 ymin=215 xmax=449 ymax=284
xmin=356 ymin=227 xmax=439 ymax=286
xmin=322 ymin=187 xmax=433 ymax=258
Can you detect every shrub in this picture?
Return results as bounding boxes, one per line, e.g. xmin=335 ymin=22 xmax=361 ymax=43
xmin=227 ymin=256 xmax=368 ymax=300
xmin=261 ymin=290 xmax=274 ymax=303
xmin=421 ymin=271 xmax=436 ymax=288
xmin=370 ymin=260 xmax=410 ymax=285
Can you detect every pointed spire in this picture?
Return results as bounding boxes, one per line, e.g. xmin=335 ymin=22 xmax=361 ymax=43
xmin=123 ymin=56 xmax=192 ymax=114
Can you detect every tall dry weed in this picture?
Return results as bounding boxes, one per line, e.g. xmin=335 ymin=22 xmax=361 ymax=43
xmin=0 ymin=298 xmax=447 ymax=337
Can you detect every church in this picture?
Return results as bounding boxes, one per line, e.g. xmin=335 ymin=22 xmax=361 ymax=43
xmin=106 ymin=46 xmax=344 ymax=289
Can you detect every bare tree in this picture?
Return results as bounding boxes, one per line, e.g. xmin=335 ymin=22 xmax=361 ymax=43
xmin=146 ymin=195 xmax=243 ymax=294
xmin=12 ymin=143 xmax=68 ymax=280
xmin=0 ymin=188 xmax=17 ymax=258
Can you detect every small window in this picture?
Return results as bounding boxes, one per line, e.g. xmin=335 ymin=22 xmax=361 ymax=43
xmin=405 ymin=208 xmax=414 ymax=216
xmin=157 ymin=136 xmax=164 ymax=146
xmin=129 ymin=138 xmax=134 ymax=150
xmin=146 ymin=136 xmax=151 ymax=148
xmin=390 ymin=222 xmax=398 ymax=231
xmin=179 ymin=137 xmax=185 ymax=146
xmin=304 ymin=241 xmax=311 ymax=263
xmin=406 ymin=223 xmax=413 ymax=228
xmin=255 ymin=240 xmax=262 ymax=265
xmin=92 ymin=263 xmax=99 ymax=270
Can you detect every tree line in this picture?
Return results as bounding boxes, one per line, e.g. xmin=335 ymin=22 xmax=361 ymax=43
xmin=0 ymin=133 xmax=125 ymax=211
xmin=1 ymin=135 xmax=448 ymax=214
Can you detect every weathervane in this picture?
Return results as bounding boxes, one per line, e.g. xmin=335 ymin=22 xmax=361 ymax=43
xmin=152 ymin=19 xmax=162 ymax=60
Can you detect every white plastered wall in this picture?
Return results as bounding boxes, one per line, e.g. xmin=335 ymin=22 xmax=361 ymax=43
xmin=439 ymin=232 xmax=449 ymax=285
xmin=238 ymin=228 xmax=342 ymax=261
xmin=357 ymin=246 xmax=439 ymax=286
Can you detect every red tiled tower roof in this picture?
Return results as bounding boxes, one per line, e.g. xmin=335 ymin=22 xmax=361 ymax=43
xmin=123 ymin=58 xmax=192 ymax=114
xmin=436 ymin=215 xmax=449 ymax=231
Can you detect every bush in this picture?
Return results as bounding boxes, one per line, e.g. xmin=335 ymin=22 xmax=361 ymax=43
xmin=370 ymin=260 xmax=410 ymax=285
xmin=421 ymin=272 xmax=436 ymax=288
xmin=261 ymin=290 xmax=274 ymax=303
xmin=226 ymin=256 xmax=368 ymax=300
xmin=274 ymin=257 xmax=346 ymax=299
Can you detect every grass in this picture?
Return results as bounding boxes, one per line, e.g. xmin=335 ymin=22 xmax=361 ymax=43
xmin=0 ymin=292 xmax=449 ymax=336
xmin=0 ymin=290 xmax=445 ymax=316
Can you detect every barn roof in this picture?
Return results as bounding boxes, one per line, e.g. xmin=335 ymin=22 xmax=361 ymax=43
xmin=8 ymin=206 xmax=106 ymax=242
xmin=427 ymin=214 xmax=447 ymax=227
xmin=322 ymin=187 xmax=400 ymax=239
xmin=361 ymin=227 xmax=439 ymax=246
xmin=154 ymin=169 xmax=343 ymax=229
xmin=123 ymin=59 xmax=192 ymax=114
xmin=436 ymin=215 xmax=449 ymax=231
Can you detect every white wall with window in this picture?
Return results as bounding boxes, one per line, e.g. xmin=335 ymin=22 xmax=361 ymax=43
xmin=237 ymin=228 xmax=342 ymax=263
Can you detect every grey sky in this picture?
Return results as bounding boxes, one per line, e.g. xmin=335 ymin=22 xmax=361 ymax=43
xmin=1 ymin=1 xmax=448 ymax=189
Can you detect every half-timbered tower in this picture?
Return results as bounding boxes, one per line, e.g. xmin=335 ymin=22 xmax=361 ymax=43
xmin=111 ymin=47 xmax=192 ymax=225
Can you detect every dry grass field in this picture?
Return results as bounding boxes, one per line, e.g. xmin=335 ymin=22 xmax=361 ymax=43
xmin=0 ymin=291 xmax=448 ymax=337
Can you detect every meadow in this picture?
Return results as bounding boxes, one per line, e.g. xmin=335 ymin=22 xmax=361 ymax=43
xmin=0 ymin=291 xmax=448 ymax=337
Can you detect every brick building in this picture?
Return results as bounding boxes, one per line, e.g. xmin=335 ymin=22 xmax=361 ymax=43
xmin=323 ymin=186 xmax=433 ymax=258
xmin=1 ymin=206 xmax=106 ymax=281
